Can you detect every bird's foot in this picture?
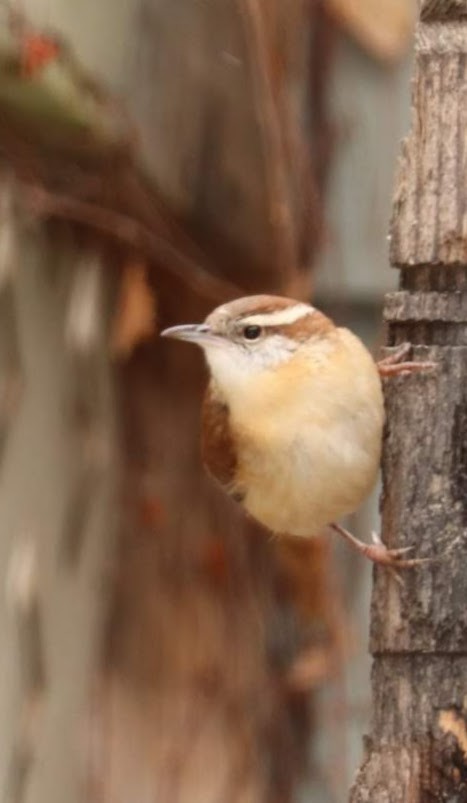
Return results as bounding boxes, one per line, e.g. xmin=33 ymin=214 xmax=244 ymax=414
xmin=330 ymin=523 xmax=432 ymax=584
xmin=377 ymin=342 xmax=437 ymax=378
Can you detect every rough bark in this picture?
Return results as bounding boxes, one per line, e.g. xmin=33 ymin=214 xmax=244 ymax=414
xmin=350 ymin=4 xmax=467 ymax=802
xmin=421 ymin=0 xmax=467 ymax=21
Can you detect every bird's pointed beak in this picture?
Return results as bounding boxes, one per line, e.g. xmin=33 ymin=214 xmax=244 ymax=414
xmin=160 ymin=323 xmax=223 ymax=348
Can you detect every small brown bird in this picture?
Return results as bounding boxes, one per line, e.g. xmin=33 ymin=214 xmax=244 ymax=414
xmin=162 ymin=295 xmax=430 ymax=568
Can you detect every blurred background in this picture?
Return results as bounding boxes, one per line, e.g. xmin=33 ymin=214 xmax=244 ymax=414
xmin=0 ymin=1 xmax=415 ymax=801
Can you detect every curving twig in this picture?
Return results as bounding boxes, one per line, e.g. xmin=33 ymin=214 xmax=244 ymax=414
xmin=21 ymin=184 xmax=242 ymax=302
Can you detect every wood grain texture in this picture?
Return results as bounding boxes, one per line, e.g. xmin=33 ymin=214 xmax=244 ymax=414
xmin=384 ymin=289 xmax=467 ymax=322
xmin=421 ymin=0 xmax=467 ymax=20
xmin=350 ymin=289 xmax=467 ymax=802
xmin=390 ymin=42 xmax=467 ymax=265
xmin=350 ymin=2 xmax=467 ymax=799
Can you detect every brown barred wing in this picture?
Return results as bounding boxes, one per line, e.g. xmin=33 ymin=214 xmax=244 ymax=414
xmin=201 ymin=385 xmax=245 ymax=502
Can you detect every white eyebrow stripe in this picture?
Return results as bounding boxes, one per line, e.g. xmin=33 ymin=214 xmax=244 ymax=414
xmin=241 ymin=304 xmax=314 ymax=328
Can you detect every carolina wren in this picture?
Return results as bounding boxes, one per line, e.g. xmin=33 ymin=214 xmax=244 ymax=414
xmin=162 ymin=295 xmax=431 ymax=568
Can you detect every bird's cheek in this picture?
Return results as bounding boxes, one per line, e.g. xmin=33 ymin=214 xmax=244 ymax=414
xmin=205 ymin=346 xmax=250 ymax=387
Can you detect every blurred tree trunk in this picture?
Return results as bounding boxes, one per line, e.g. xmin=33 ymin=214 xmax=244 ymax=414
xmin=103 ymin=283 xmax=313 ymax=803
xmin=350 ymin=2 xmax=467 ymax=800
xmin=0 ymin=1 xmax=340 ymax=801
xmin=99 ymin=3 xmax=337 ymax=803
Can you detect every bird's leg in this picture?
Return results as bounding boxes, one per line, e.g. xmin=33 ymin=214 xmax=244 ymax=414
xmin=329 ymin=522 xmax=431 ymax=569
xmin=377 ymin=342 xmax=437 ymax=378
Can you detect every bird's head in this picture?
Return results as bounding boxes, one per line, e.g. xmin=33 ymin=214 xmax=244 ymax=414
xmin=161 ymin=295 xmax=336 ymax=398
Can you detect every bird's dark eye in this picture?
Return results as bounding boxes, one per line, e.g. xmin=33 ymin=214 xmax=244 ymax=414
xmin=243 ymin=324 xmax=262 ymax=341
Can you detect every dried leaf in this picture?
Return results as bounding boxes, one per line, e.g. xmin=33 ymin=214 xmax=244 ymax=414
xmin=286 ymin=645 xmax=331 ymax=691
xmin=111 ymin=262 xmax=155 ymax=358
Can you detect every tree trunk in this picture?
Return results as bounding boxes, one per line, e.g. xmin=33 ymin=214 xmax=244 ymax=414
xmin=350 ymin=3 xmax=467 ymax=801
xmin=98 ymin=3 xmax=336 ymax=802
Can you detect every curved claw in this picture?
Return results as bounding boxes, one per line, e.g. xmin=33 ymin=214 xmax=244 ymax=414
xmin=370 ymin=533 xmax=414 ymax=554
xmin=388 ymin=567 xmax=405 ymax=587
xmin=377 ymin=343 xmax=411 ymax=367
xmin=386 ymin=545 xmax=415 ymax=557
xmin=364 ymin=542 xmax=431 ymax=568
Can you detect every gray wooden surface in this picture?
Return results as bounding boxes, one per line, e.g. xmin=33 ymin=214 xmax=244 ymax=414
xmin=351 ymin=3 xmax=467 ymax=798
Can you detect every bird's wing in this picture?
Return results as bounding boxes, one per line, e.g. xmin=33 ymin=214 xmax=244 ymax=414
xmin=201 ymin=384 xmax=245 ymax=502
